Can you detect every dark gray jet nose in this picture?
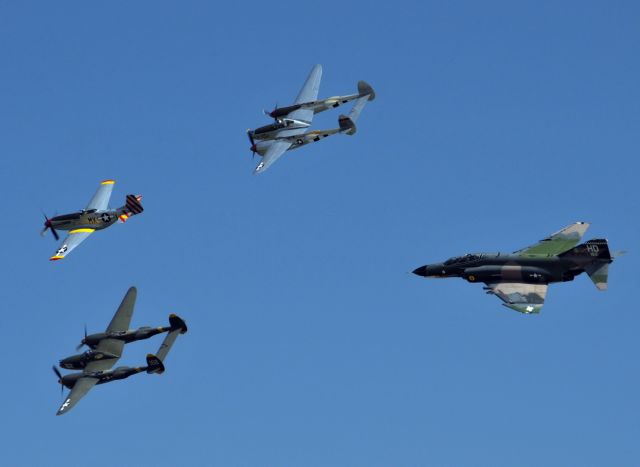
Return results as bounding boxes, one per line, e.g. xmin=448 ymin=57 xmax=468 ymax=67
xmin=412 ymin=265 xmax=428 ymax=277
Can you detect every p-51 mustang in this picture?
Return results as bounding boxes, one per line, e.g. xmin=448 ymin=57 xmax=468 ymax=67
xmin=53 ymin=287 xmax=187 ymax=415
xmin=42 ymin=179 xmax=143 ymax=261
xmin=247 ymin=64 xmax=375 ymax=174
xmin=412 ymin=222 xmax=618 ymax=314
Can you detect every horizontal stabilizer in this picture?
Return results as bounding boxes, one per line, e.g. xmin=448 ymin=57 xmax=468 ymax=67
xmin=156 ymin=329 xmax=181 ymax=363
xmin=585 ymin=262 xmax=609 ymax=290
xmin=347 ymin=95 xmax=370 ymax=124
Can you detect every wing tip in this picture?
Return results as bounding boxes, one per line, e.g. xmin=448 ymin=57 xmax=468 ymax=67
xmin=502 ymin=303 xmax=542 ymax=314
xmin=101 ymin=179 xmax=115 ymax=185
xmin=50 ymin=255 xmax=64 ymax=261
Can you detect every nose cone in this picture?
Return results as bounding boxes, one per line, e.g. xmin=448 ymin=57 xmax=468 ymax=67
xmin=412 ymin=265 xmax=428 ymax=277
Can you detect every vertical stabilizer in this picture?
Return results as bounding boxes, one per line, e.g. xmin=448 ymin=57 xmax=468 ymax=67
xmin=559 ymin=239 xmax=613 ymax=290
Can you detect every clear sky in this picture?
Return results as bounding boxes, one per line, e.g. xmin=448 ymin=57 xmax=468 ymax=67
xmin=2 ymin=1 xmax=639 ymax=466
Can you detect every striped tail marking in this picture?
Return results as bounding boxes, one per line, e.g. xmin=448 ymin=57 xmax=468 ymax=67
xmin=126 ymin=195 xmax=144 ymax=216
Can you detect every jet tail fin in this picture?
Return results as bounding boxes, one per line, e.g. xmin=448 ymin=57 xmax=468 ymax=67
xmin=558 ymin=239 xmax=612 ymax=261
xmin=559 ymin=239 xmax=612 ymax=291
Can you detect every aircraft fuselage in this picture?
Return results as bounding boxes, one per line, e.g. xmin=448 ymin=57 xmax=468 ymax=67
xmin=48 ymin=209 xmax=120 ymax=232
xmin=59 ymin=349 xmax=119 ymax=370
xmin=413 ymin=253 xmax=588 ymax=285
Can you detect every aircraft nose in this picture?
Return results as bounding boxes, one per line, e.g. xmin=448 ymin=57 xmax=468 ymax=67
xmin=412 ymin=265 xmax=429 ymax=277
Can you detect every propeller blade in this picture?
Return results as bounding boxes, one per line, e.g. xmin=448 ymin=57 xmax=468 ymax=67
xmin=75 ymin=325 xmax=87 ymax=351
xmin=247 ymin=130 xmax=258 ymax=158
xmin=41 ymin=214 xmax=60 ymax=241
xmin=52 ymin=365 xmax=62 ymax=380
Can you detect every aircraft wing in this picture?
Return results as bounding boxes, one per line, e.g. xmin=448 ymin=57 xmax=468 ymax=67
xmin=56 ymin=377 xmax=99 ymax=415
xmin=514 ymin=222 xmax=589 ymax=257
xmin=106 ymin=287 xmax=137 ymax=334
xmin=49 ymin=229 xmax=94 ymax=261
xmin=484 ymin=282 xmax=548 ymax=314
xmin=83 ymin=339 xmax=124 ymax=372
xmin=86 ymin=180 xmax=115 ymax=211
xmin=294 ymin=64 xmax=322 ymax=105
xmin=80 ymin=287 xmax=137 ymax=367
xmin=254 ymin=140 xmax=292 ymax=174
xmin=286 ymin=64 xmax=322 ymax=124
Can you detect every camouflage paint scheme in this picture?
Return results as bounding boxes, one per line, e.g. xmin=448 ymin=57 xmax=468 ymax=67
xmin=412 ymin=222 xmax=615 ymax=314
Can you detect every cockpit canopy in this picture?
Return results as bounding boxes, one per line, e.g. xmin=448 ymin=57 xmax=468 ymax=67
xmin=443 ymin=253 xmax=481 ymax=265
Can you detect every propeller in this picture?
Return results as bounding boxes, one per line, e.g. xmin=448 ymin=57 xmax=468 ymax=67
xmin=263 ymin=102 xmax=278 ymax=120
xmin=52 ymin=365 xmax=64 ymax=396
xmin=247 ymin=130 xmax=258 ymax=159
xmin=75 ymin=324 xmax=88 ymax=351
xmin=41 ymin=213 xmax=59 ymax=241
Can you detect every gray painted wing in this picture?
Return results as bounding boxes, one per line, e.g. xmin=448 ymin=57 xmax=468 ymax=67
xmin=85 ymin=338 xmax=124 ymax=371
xmin=81 ymin=287 xmax=137 ymax=368
xmin=254 ymin=140 xmax=292 ymax=174
xmin=106 ymin=287 xmax=137 ymax=334
xmin=50 ymin=229 xmax=94 ymax=261
xmin=56 ymin=377 xmax=99 ymax=415
xmin=485 ymin=282 xmax=548 ymax=314
xmin=86 ymin=180 xmax=115 ymax=211
xmin=294 ymin=64 xmax=322 ymax=104
xmin=156 ymin=329 xmax=180 ymax=362
xmin=286 ymin=64 xmax=322 ymax=124
xmin=515 ymin=222 xmax=589 ymax=257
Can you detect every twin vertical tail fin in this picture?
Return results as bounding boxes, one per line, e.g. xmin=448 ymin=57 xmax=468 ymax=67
xmin=119 ymin=195 xmax=144 ymax=222
xmin=146 ymin=354 xmax=165 ymax=374
xmin=559 ymin=239 xmax=613 ymax=290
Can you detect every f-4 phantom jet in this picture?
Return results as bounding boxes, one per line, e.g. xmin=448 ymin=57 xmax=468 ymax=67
xmin=412 ymin=222 xmax=618 ymax=314
xmin=53 ymin=287 xmax=187 ymax=415
xmin=247 ymin=64 xmax=375 ymax=174
xmin=41 ymin=179 xmax=143 ymax=261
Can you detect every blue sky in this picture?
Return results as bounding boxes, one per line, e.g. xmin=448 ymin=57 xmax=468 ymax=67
xmin=1 ymin=1 xmax=639 ymax=465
